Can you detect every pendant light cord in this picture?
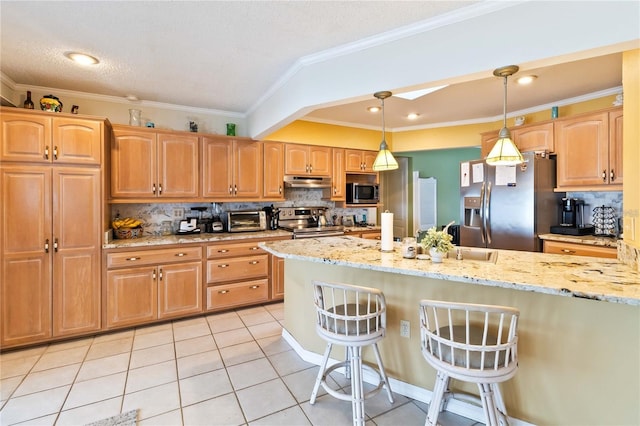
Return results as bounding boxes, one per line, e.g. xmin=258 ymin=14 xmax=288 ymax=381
xmin=502 ymin=74 xmax=508 ymax=129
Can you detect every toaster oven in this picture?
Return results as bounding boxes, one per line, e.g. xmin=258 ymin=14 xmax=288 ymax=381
xmin=227 ymin=211 xmax=267 ymax=232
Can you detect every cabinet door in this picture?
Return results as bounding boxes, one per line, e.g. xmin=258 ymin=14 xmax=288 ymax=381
xmin=0 ymin=113 xmax=51 ymax=163
xmin=512 ymin=122 xmax=554 ymax=153
xmin=284 ymin=144 xmax=309 ymax=175
xmin=362 ymin=151 xmax=378 ymax=173
xmin=158 ymin=261 xmax=202 ymax=319
xmin=52 ymin=168 xmax=101 ymax=336
xmin=309 ymin=146 xmax=331 ymax=176
xmin=331 ymin=148 xmax=346 ymax=200
xmin=345 ymin=150 xmax=365 ymax=172
xmin=111 ymin=129 xmax=156 ymax=198
xmin=263 ymin=141 xmax=284 ymax=199
xmin=271 ymin=256 xmax=284 ymax=300
xmin=234 ymin=140 xmax=262 ymax=198
xmin=609 ymin=109 xmax=623 ymax=184
xmin=158 ymin=133 xmax=199 ymax=198
xmin=555 ymin=112 xmax=609 ymax=187
xmin=106 ymin=267 xmax=157 ymax=328
xmin=207 ymin=254 xmax=269 ymax=283
xmin=0 ymin=166 xmax=52 ymax=346
xmin=202 ymin=136 xmax=234 ymax=198
xmin=543 ymin=241 xmax=617 ymax=259
xmin=53 ymin=118 xmax=102 ymax=165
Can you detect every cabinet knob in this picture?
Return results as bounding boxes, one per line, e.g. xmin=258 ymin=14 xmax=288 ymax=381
xmin=228 ymin=186 xmax=233 ymax=195
xmin=218 ymin=264 xmax=229 ymax=268
xmin=234 ymin=185 xmax=237 ymax=195
xmin=561 ymin=249 xmax=576 ymax=254
xmin=44 ymin=239 xmax=49 ymax=253
xmin=158 ymin=184 xmax=162 ymax=195
xmin=44 ymin=146 xmax=49 ymax=160
xmin=53 ymin=238 xmax=58 ymax=252
xmin=249 ymin=260 xmax=259 ymax=265
xmin=218 ymin=289 xmax=229 ymax=294
xmin=53 ymin=146 xmax=58 ymax=160
xmin=602 ymin=170 xmax=607 ymax=182
xmin=159 ymin=269 xmax=163 ymax=280
xmin=152 ymin=184 xmax=156 ymax=194
xmin=249 ymin=285 xmax=260 ymax=289
xmin=218 ymin=249 xmax=229 ymax=253
xmin=126 ymin=257 xmax=140 ymax=261
xmin=610 ymin=169 xmax=615 ymax=181
xmin=279 ymin=185 xmax=282 ymax=194
xmin=175 ymin=252 xmax=186 ymax=257
xmin=249 ymin=246 xmax=258 ymax=251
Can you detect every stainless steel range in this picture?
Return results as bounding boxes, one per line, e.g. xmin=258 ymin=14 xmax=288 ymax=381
xmin=277 ymin=207 xmax=344 ymax=239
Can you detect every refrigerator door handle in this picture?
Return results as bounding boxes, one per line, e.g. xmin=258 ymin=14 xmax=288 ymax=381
xmin=480 ymin=181 xmax=486 ymax=244
xmin=485 ymin=181 xmax=492 ymax=244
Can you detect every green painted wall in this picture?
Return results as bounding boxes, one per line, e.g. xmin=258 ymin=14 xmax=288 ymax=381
xmin=404 ymin=147 xmax=480 ymax=228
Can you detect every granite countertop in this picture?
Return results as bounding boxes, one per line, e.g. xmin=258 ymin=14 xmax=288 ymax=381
xmin=103 ymin=229 xmax=292 ymax=249
xmin=260 ymin=236 xmax=640 ymax=306
xmin=539 ymin=233 xmax=619 ymax=248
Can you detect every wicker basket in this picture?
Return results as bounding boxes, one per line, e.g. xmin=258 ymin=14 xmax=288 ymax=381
xmin=114 ymin=226 xmax=144 ymax=239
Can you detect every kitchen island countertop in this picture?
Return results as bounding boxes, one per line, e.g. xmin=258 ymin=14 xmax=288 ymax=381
xmin=260 ymin=236 xmax=640 ymax=306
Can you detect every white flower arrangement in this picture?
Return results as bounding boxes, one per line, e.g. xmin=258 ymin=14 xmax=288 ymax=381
xmin=420 ymin=226 xmax=454 ymax=254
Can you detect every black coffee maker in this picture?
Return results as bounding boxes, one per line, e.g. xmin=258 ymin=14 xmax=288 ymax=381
xmin=550 ymin=198 xmax=594 ymax=235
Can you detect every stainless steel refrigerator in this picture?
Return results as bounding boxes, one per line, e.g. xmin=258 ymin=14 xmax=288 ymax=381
xmin=459 ymin=151 xmax=564 ymax=252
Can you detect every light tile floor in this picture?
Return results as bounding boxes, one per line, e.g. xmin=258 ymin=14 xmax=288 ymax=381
xmin=0 ymin=303 xmax=482 ymax=426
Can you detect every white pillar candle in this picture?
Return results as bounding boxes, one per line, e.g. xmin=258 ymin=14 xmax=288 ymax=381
xmin=381 ymin=211 xmax=394 ymax=252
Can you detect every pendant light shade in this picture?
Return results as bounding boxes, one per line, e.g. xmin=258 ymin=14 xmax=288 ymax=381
xmin=372 ymin=91 xmax=399 ymax=171
xmin=486 ymin=65 xmax=524 ymax=166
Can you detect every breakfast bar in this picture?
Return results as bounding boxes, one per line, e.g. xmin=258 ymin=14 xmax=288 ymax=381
xmin=260 ymin=236 xmax=640 ymax=425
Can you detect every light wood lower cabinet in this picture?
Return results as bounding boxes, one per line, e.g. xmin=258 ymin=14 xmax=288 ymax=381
xmin=271 ymin=256 xmax=285 ymax=300
xmin=105 ymin=246 xmax=202 ymax=328
xmin=543 ymin=240 xmax=617 ymax=259
xmin=205 ymin=241 xmax=270 ymax=310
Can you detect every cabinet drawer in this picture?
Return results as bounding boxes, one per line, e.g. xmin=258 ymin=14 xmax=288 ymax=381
xmin=543 ymin=241 xmax=617 ymax=259
xmin=107 ymin=246 xmax=202 ymax=268
xmin=206 ymin=279 xmax=269 ymax=310
xmin=206 ymin=241 xmax=264 ymax=259
xmin=207 ymin=254 xmax=268 ymax=283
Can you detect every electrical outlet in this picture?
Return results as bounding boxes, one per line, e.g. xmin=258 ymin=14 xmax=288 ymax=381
xmin=400 ymin=320 xmax=410 ymax=338
xmin=173 ymin=208 xmax=184 ymax=219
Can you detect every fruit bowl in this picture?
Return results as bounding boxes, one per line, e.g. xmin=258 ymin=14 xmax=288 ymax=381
xmin=40 ymin=95 xmax=63 ymax=112
xmin=114 ymin=226 xmax=144 ymax=239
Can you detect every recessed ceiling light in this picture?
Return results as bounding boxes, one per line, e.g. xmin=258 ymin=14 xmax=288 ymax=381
xmin=407 ymin=113 xmax=419 ymax=120
xmin=65 ymin=52 xmax=99 ymax=65
xmin=516 ymin=75 xmax=537 ymax=85
xmin=368 ymin=106 xmax=381 ymax=113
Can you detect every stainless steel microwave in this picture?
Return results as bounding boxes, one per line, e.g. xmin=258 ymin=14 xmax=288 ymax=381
xmin=346 ymin=183 xmax=379 ymax=204
xmin=227 ymin=211 xmax=267 ymax=232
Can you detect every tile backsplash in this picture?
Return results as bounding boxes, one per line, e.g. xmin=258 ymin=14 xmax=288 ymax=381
xmin=567 ymin=191 xmax=623 ymax=233
xmin=110 ymin=188 xmax=375 ymax=236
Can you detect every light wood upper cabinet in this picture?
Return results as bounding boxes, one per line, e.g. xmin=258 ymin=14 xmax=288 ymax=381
xmin=609 ymin=108 xmax=623 ymax=184
xmin=555 ymin=108 xmax=622 ymax=188
xmin=263 ymin=141 xmax=284 ymax=199
xmin=480 ymin=131 xmax=499 ymax=159
xmin=345 ymin=149 xmax=377 ymax=173
xmin=111 ymin=126 xmax=198 ymax=199
xmin=0 ymin=165 xmax=101 ymax=346
xmin=1 ymin=112 xmax=102 ymax=164
xmin=202 ymin=136 xmax=262 ymax=199
xmin=511 ymin=122 xmax=554 ymax=153
xmin=325 ymin=148 xmax=346 ymax=201
xmin=285 ymin=143 xmax=331 ymax=176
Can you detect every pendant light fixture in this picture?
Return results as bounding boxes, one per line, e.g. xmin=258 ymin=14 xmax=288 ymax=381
xmin=486 ymin=65 xmax=524 ymax=166
xmin=372 ymin=91 xmax=399 ymax=171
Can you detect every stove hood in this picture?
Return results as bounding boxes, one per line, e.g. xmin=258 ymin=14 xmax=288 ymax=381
xmin=283 ymin=175 xmax=332 ymax=188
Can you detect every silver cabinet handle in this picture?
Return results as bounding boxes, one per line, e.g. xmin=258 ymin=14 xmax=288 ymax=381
xmin=53 ymin=146 xmax=58 ymax=160
xmin=175 ymin=252 xmax=186 ymax=257
xmin=218 ymin=249 xmax=229 ymax=253
xmin=218 ymin=264 xmax=229 ymax=268
xmin=126 ymin=257 xmax=140 ymax=261
xmin=602 ymin=170 xmax=607 ymax=182
xmin=561 ymin=249 xmax=576 ymax=254
xmin=152 ymin=184 xmax=156 ymax=194
xmin=249 ymin=247 xmax=258 ymax=251
xmin=158 ymin=183 xmax=162 ymax=195
xmin=218 ymin=289 xmax=229 ymax=294
xmin=249 ymin=285 xmax=260 ymax=289
xmin=44 ymin=146 xmax=49 ymax=160
xmin=159 ymin=268 xmax=163 ymax=280
xmin=249 ymin=260 xmax=259 ymax=265
xmin=45 ymin=239 xmax=49 ymax=253
xmin=53 ymin=238 xmax=58 ymax=252
xmin=610 ymin=169 xmax=615 ymax=181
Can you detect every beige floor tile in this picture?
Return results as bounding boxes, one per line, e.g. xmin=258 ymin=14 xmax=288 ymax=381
xmin=13 ymin=363 xmax=80 ymax=397
xmin=175 ymin=334 xmax=216 ymax=359
xmin=248 ymin=321 xmax=282 ymax=340
xmin=129 ymin=342 xmax=175 ymax=369
xmin=236 ymin=378 xmax=297 ymax=422
xmin=63 ymin=372 xmax=126 ymax=410
xmin=213 ymin=327 xmax=254 ymax=348
xmin=76 ymin=352 xmax=130 ymax=382
xmin=249 ymin=405 xmax=311 ymax=425
xmin=176 ymin=349 xmax=223 ymax=379
xmin=265 ymin=304 xmax=285 ymax=321
xmin=206 ymin=311 xmax=244 ymax=333
xmin=55 ymin=396 xmax=122 ymax=426
xmin=182 ymin=392 xmax=245 ymax=426
xmin=371 ymin=401 xmax=428 ymax=425
xmin=31 ymin=346 xmax=88 ymax=373
xmin=84 ymin=336 xmax=133 ymax=361
xmin=172 ymin=322 xmax=212 ymax=342
xmin=219 ymin=341 xmax=264 ymax=366
xmin=239 ymin=310 xmax=277 ymax=327
xmin=44 ymin=337 xmax=93 ymax=354
xmin=126 ymin=360 xmax=177 ymax=394
xmin=281 ymin=366 xmax=334 ymax=403
xmin=138 ymin=408 xmax=183 ymax=426
xmin=132 ymin=328 xmax=174 ymax=350
xmin=92 ymin=329 xmax=135 ymax=344
xmin=0 ymin=354 xmax=41 ymax=379
xmin=0 ymin=375 xmax=23 ymax=402
xmin=178 ymin=368 xmax=233 ymax=406
xmin=300 ymin=393 xmax=357 ymax=426
xmin=134 ymin=322 xmax=173 ymax=335
xmin=122 ymin=382 xmax=181 ymax=421
xmin=0 ymin=385 xmax=70 ymax=425
xmin=269 ymin=349 xmax=315 ymax=377
xmin=256 ymin=335 xmax=292 ymax=356
xmin=172 ymin=316 xmax=207 ymax=328
xmin=227 ymin=357 xmax=278 ymax=390
xmin=0 ymin=345 xmax=46 ymax=362
xmin=12 ymin=412 xmax=57 ymax=425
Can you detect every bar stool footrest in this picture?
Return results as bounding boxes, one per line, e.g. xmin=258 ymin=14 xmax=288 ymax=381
xmin=320 ymin=360 xmax=384 ymax=402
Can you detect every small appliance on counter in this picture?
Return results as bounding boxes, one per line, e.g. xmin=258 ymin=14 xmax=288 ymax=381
xmin=227 ymin=210 xmax=267 ymax=232
xmin=176 ymin=218 xmax=201 ymax=235
xmin=262 ymin=205 xmax=280 ymax=230
xmin=550 ymin=197 xmax=595 ymax=236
